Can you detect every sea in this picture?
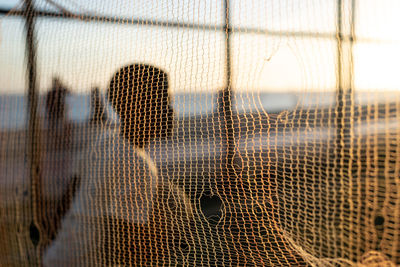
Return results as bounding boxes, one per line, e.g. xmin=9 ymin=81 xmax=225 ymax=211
xmin=0 ymin=91 xmax=395 ymax=130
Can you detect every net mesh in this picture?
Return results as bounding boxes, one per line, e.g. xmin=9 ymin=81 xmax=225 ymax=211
xmin=1 ymin=0 xmax=400 ymax=266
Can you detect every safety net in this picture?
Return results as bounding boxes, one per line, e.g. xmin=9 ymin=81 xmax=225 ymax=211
xmin=0 ymin=0 xmax=399 ymax=266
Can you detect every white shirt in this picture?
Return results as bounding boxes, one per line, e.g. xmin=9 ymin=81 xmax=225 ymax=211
xmin=43 ymin=128 xmax=158 ymax=266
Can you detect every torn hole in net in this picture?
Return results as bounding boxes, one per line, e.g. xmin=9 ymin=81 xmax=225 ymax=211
xmin=199 ymin=192 xmax=224 ymax=224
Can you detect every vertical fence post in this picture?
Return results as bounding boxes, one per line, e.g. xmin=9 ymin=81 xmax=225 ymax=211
xmin=219 ymin=0 xmax=236 ymax=180
xmin=23 ymin=0 xmax=42 ymax=264
xmin=336 ymin=0 xmax=355 ymax=138
xmin=335 ymin=0 xmax=355 ymax=257
xmin=335 ymin=0 xmax=355 ymax=174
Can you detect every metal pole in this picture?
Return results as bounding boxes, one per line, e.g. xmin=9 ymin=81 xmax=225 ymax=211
xmin=219 ymin=0 xmax=235 ymax=177
xmin=0 ymin=7 xmax=352 ymax=40
xmin=336 ymin=0 xmax=355 ymax=142
xmin=24 ymin=0 xmax=42 ymax=263
xmin=335 ymin=0 xmax=355 ymax=259
xmin=224 ymin=0 xmax=232 ymax=88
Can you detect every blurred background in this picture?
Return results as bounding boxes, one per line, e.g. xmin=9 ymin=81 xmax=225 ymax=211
xmin=1 ymin=0 xmax=400 ymax=266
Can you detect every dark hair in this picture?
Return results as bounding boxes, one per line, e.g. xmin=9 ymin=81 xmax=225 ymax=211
xmin=107 ymin=63 xmax=173 ymax=147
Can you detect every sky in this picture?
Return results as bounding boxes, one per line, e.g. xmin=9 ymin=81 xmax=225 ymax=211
xmin=0 ymin=0 xmax=400 ymax=95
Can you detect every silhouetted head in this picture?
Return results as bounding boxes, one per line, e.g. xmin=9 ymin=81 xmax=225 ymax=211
xmin=52 ymin=77 xmax=63 ymax=89
xmin=107 ymin=64 xmax=174 ymax=148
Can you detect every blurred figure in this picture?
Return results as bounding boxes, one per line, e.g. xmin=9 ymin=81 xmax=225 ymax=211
xmin=40 ymin=77 xmax=76 ymax=250
xmin=89 ymin=86 xmax=107 ymax=124
xmin=45 ymin=77 xmax=69 ymax=127
xmin=44 ymin=64 xmax=190 ymax=266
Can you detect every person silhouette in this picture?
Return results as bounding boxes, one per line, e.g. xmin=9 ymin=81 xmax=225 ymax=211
xmin=43 ymin=64 xmax=190 ymax=266
xmin=41 ymin=77 xmax=74 ymax=250
xmin=45 ymin=77 xmax=69 ymax=127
